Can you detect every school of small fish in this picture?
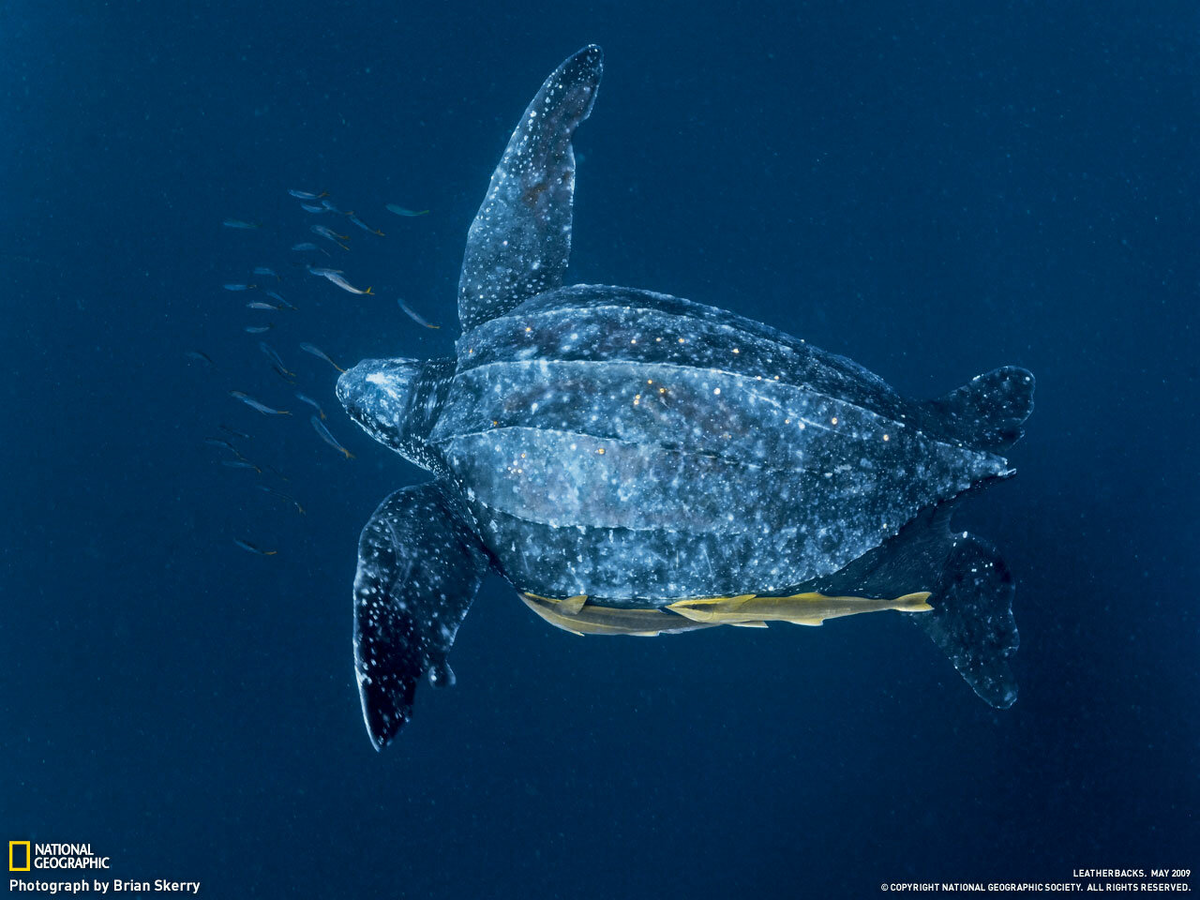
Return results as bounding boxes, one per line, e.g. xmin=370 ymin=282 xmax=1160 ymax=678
xmin=195 ymin=187 xmax=440 ymax=554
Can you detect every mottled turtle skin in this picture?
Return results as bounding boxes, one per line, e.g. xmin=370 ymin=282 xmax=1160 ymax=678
xmin=337 ymin=46 xmax=1035 ymax=748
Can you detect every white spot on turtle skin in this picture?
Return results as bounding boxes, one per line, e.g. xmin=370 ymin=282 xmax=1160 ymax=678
xmin=365 ymin=371 xmax=403 ymax=401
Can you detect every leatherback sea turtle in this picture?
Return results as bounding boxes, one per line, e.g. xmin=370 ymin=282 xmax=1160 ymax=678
xmin=337 ymin=45 xmax=1035 ymax=749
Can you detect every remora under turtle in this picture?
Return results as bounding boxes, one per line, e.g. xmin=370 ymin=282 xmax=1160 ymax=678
xmin=337 ymin=45 xmax=1035 ymax=748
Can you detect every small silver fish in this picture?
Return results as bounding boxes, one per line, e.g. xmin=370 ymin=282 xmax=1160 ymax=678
xmin=256 ymin=345 xmax=294 ymax=384
xmin=398 ymin=299 xmax=440 ymax=329
xmin=311 ymin=224 xmax=350 ymax=250
xmin=233 ymin=538 xmax=277 ymax=556
xmin=185 ymin=349 xmax=215 ymax=366
xmin=253 ymin=267 xmax=279 ymax=278
xmin=385 ymin=204 xmax=429 ymax=217
xmin=288 ymin=189 xmax=328 ymax=200
xmin=223 ymin=283 xmax=255 ymax=291
xmin=223 ymin=219 xmax=260 ymax=229
xmin=347 ymin=212 xmax=385 ymax=236
xmin=258 ymin=345 xmax=290 ymax=374
xmin=271 ymin=364 xmax=297 ymax=385
xmin=315 ymin=269 xmax=373 ymax=295
xmin=247 ymin=301 xmax=281 ymax=310
xmin=222 ymin=458 xmax=263 ymax=473
xmin=301 ymin=203 xmax=326 ymax=213
xmin=291 ymin=242 xmax=319 ymax=251
xmin=294 ymin=392 xmax=326 ymax=419
xmin=256 ymin=484 xmax=306 ymax=515
xmin=298 ymin=343 xmax=345 ymax=373
xmin=264 ymin=290 xmax=296 ymax=310
xmin=230 ymin=390 xmax=290 ymax=416
xmin=244 ymin=324 xmax=273 ymax=334
xmin=311 ymin=415 xmax=354 ymax=459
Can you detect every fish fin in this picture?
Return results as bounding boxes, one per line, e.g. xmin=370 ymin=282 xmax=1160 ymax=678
xmin=353 ymin=479 xmax=490 ymax=749
xmin=926 ymin=366 xmax=1035 ymax=452
xmin=457 ymin=45 xmax=603 ymax=332
xmin=558 ymin=594 xmax=588 ymax=615
xmin=911 ymin=531 xmax=1019 ymax=709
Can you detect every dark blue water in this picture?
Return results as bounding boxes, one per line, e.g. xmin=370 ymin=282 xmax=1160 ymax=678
xmin=4 ymin=1 xmax=1196 ymax=896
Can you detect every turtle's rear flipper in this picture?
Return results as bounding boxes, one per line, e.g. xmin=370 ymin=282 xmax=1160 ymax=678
xmin=914 ymin=531 xmax=1019 ymax=708
xmin=353 ymin=479 xmax=491 ymax=749
xmin=812 ymin=498 xmax=1019 ymax=708
xmin=925 ymin=366 xmax=1035 ymax=452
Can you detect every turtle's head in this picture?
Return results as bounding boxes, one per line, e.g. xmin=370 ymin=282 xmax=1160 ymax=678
xmin=337 ymin=357 xmax=455 ymax=474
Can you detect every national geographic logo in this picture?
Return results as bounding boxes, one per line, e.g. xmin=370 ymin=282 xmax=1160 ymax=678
xmin=8 ymin=842 xmax=111 ymax=870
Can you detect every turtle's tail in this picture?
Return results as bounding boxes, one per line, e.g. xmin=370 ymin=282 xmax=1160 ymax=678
xmin=924 ymin=366 xmax=1035 ymax=453
xmin=913 ymin=528 xmax=1020 ymax=709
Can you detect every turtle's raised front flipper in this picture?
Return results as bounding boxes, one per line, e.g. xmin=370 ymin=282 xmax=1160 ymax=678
xmin=353 ymin=479 xmax=490 ymax=749
xmin=457 ymin=45 xmax=603 ymax=332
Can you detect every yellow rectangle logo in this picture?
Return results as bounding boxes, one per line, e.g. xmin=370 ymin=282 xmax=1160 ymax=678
xmin=9 ymin=840 xmax=31 ymax=871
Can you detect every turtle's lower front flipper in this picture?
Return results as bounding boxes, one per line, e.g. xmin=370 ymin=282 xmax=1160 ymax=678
xmin=353 ymin=479 xmax=491 ymax=749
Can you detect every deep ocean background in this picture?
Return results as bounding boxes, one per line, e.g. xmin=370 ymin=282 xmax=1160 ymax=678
xmin=3 ymin=1 xmax=1197 ymax=897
